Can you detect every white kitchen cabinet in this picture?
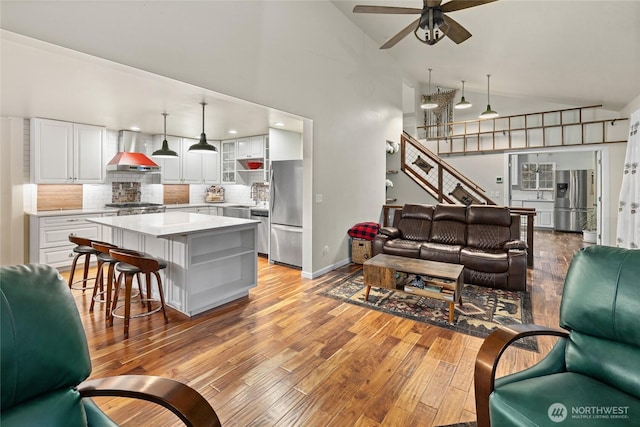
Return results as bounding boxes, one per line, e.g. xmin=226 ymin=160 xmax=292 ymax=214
xmin=152 ymin=135 xmax=205 ymax=184
xmin=29 ymin=213 xmax=103 ymax=269
xmin=202 ymin=140 xmax=221 ymax=184
xmin=31 ymin=118 xmax=105 ymax=184
xmin=237 ymin=135 xmax=265 ymax=159
xmin=221 ymin=139 xmax=236 ymax=183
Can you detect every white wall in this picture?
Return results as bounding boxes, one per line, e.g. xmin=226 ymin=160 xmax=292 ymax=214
xmin=1 ymin=1 xmax=404 ymax=276
xmin=0 ymin=117 xmax=26 ymax=265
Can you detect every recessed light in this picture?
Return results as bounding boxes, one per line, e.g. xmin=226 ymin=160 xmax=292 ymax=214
xmin=274 ymin=122 xmax=284 ymax=127
xmin=228 ymin=130 xmax=238 ymax=134
xmin=130 ymin=126 xmax=141 ymax=131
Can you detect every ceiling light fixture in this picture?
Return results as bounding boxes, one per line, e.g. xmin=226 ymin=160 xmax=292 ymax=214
xmin=479 ymin=74 xmax=499 ymax=119
xmin=273 ymin=122 xmax=284 ymax=127
xmin=228 ymin=130 xmax=237 ymax=134
xmin=454 ymin=80 xmax=472 ymax=110
xmin=152 ymin=113 xmax=179 ymax=158
xmin=413 ymin=8 xmax=446 ymax=46
xmin=188 ymin=102 xmax=218 ymax=154
xmin=421 ymin=68 xmax=438 ymax=109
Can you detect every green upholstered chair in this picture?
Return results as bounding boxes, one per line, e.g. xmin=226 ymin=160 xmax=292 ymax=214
xmin=0 ymin=264 xmax=221 ymax=427
xmin=474 ymin=246 xmax=640 ymax=426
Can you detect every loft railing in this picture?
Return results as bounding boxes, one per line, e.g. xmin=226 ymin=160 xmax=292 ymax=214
xmin=400 ymin=131 xmax=496 ymax=205
xmin=418 ymin=104 xmax=629 ymax=155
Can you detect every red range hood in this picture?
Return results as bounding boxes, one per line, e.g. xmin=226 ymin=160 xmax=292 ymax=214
xmin=106 ymin=130 xmax=160 ymax=172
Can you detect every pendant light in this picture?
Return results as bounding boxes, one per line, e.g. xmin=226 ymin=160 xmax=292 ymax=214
xmin=188 ymin=102 xmax=218 ymax=154
xmin=152 ymin=113 xmax=179 ymax=158
xmin=479 ymin=74 xmax=499 ymax=119
xmin=421 ymin=68 xmax=438 ymax=109
xmin=454 ymin=80 xmax=472 ymax=110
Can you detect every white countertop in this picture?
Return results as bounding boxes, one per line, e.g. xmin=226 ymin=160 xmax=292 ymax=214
xmin=87 ymin=211 xmax=258 ymax=238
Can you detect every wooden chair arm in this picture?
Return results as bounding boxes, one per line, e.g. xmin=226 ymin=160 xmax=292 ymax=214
xmin=77 ymin=375 xmax=221 ymax=427
xmin=474 ymin=324 xmax=568 ymax=427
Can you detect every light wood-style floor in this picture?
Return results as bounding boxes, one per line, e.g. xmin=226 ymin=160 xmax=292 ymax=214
xmin=63 ymin=230 xmax=587 ymax=426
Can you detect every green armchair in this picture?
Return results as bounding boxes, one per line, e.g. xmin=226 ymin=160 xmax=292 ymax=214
xmin=0 ymin=264 xmax=221 ymax=427
xmin=475 ymin=245 xmax=640 ymax=426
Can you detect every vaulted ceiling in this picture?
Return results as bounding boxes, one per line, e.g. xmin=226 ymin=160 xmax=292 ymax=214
xmin=332 ymin=0 xmax=640 ymax=111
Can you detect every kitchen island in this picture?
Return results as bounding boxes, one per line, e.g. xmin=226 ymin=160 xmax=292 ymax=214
xmin=88 ymin=211 xmax=258 ymax=317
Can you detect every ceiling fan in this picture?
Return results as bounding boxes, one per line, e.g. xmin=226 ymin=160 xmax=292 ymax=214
xmin=353 ymin=0 xmax=498 ymax=49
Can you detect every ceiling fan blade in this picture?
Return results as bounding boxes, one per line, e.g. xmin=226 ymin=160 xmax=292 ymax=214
xmin=441 ymin=0 xmax=498 ymax=13
xmin=440 ymin=14 xmax=472 ymax=44
xmin=353 ymin=5 xmax=422 ymax=14
xmin=380 ymin=17 xmax=420 ymax=49
xmin=426 ymin=0 xmax=442 ymax=8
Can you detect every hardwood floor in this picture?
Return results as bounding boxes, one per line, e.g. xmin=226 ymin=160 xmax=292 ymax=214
xmin=64 ymin=230 xmax=587 ymax=426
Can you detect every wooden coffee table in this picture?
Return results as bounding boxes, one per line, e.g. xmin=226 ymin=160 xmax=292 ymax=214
xmin=363 ymin=254 xmax=464 ymax=323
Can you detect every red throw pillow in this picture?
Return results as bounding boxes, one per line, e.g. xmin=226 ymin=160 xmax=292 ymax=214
xmin=348 ymin=222 xmax=381 ymax=241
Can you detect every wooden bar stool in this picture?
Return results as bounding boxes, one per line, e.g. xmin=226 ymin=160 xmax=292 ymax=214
xmin=90 ymin=241 xmax=132 ymax=319
xmin=108 ymin=249 xmax=169 ymax=339
xmin=68 ymin=235 xmax=101 ymax=293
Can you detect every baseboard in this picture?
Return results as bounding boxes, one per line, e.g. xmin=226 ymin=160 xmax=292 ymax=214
xmin=302 ymin=257 xmax=351 ymax=279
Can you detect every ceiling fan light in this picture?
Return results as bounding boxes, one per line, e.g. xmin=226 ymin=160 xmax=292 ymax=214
xmin=188 ymin=102 xmax=218 ymax=154
xmin=152 ymin=113 xmax=178 ymax=158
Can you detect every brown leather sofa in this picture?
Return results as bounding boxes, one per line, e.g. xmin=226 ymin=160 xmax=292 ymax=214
xmin=373 ymin=204 xmax=528 ymax=291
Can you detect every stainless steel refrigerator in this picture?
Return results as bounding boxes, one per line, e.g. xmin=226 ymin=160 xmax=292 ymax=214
xmin=554 ymin=169 xmax=592 ymax=232
xmin=269 ymin=160 xmax=303 ymax=268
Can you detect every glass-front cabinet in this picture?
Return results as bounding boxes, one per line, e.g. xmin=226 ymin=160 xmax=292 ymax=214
xmin=521 ymin=162 xmax=554 ymax=190
xmin=221 ymin=139 xmax=236 ymax=183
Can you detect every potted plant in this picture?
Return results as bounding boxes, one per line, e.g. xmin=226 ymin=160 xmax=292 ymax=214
xmin=582 ymin=210 xmax=597 ymax=243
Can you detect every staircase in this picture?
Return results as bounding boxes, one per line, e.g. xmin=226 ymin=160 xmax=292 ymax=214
xmin=399 ymin=131 xmax=496 ymax=205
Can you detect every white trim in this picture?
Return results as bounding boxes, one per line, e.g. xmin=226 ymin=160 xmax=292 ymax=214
xmin=303 ymin=257 xmax=351 ymax=279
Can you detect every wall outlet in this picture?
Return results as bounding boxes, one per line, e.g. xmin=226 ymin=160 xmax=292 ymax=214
xmin=322 ymin=245 xmax=329 ymax=256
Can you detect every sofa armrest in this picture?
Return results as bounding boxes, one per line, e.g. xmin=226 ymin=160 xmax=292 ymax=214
xmin=378 ymin=226 xmax=400 ymax=238
xmin=78 ymin=375 xmax=221 ymax=427
xmin=504 ymin=239 xmax=528 ymax=250
xmin=474 ymin=325 xmax=568 ymax=427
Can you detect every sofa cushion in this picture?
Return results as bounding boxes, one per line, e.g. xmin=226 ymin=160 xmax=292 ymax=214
xmin=466 ymin=206 xmax=512 ymax=249
xmin=420 ymin=242 xmax=463 ymax=264
xmin=383 ymin=239 xmax=423 ymax=258
xmin=429 ymin=204 xmax=466 ymax=245
xmin=397 ymin=204 xmax=434 ymax=241
xmin=460 ymin=247 xmax=509 ymax=272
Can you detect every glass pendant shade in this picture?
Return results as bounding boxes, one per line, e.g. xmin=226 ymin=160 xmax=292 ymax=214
xmin=479 ymin=74 xmax=499 ymax=119
xmin=188 ymin=102 xmax=218 ymax=154
xmin=152 ymin=113 xmax=178 ymax=158
xmin=421 ymin=68 xmax=438 ymax=110
xmin=454 ymin=80 xmax=472 ymax=110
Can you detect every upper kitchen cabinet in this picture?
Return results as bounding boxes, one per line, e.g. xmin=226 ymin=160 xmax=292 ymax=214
xmin=236 ymin=135 xmax=265 ymax=159
xmin=221 ymin=139 xmax=236 ymax=183
xmin=153 ymin=136 xmax=208 ymax=184
xmin=202 ymin=140 xmax=221 ymax=184
xmin=31 ymin=118 xmax=105 ymax=184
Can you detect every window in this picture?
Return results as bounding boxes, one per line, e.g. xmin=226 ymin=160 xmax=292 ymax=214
xmin=521 ymin=162 xmax=554 ymax=190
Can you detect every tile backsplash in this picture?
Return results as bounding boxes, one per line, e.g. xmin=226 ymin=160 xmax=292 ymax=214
xmin=112 ymin=182 xmax=141 ymax=203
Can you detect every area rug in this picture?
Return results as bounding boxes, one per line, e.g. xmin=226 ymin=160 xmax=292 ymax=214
xmin=321 ymin=270 xmax=537 ymax=351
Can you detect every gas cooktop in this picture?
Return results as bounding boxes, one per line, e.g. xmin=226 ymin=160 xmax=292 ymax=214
xmin=105 ymin=202 xmax=164 ymax=208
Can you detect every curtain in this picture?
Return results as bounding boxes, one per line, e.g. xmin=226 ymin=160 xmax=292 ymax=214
xmin=616 ymin=109 xmax=640 ymax=249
